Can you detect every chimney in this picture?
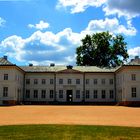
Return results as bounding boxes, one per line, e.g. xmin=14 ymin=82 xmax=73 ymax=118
xmin=66 ymin=65 xmax=73 ymax=69
xmin=50 ymin=63 xmax=55 ymax=67
xmin=3 ymin=56 xmax=7 ymax=60
xmin=29 ymin=63 xmax=33 ymax=67
xmin=135 ymin=56 xmax=139 ymax=59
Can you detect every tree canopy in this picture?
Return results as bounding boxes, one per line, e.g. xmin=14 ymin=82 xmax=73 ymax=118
xmin=76 ymin=32 xmax=129 ymax=67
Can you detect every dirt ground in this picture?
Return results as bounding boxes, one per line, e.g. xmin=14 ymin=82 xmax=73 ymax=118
xmin=0 ymin=105 xmax=140 ymax=127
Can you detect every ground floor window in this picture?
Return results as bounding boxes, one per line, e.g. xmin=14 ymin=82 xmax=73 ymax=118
xmin=85 ymin=90 xmax=90 ymax=99
xmin=59 ymin=90 xmax=63 ymax=98
xmin=41 ymin=90 xmax=46 ymax=98
xmin=76 ymin=90 xmax=80 ymax=99
xmin=26 ymin=90 xmax=30 ymax=98
xmin=102 ymin=90 xmax=106 ymax=99
xmin=131 ymin=87 xmax=136 ymax=98
xmin=50 ymin=90 xmax=54 ymax=98
xmin=109 ymin=90 xmax=114 ymax=99
xmin=93 ymin=90 xmax=98 ymax=98
xmin=34 ymin=90 xmax=38 ymax=98
xmin=3 ymin=87 xmax=8 ymax=97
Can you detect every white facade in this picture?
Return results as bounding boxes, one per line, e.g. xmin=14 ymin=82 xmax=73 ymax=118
xmin=0 ymin=56 xmax=140 ymax=106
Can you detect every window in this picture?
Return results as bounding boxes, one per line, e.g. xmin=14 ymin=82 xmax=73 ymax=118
xmin=76 ymin=79 xmax=80 ymax=84
xmin=93 ymin=79 xmax=97 ymax=85
xmin=34 ymin=90 xmax=38 ymax=98
xmin=86 ymin=79 xmax=89 ymax=85
xmin=41 ymin=90 xmax=46 ymax=98
xmin=42 ymin=79 xmax=46 ymax=84
xmin=34 ymin=79 xmax=38 ymax=84
xmin=4 ymin=74 xmax=8 ymax=80
xmin=26 ymin=90 xmax=30 ymax=98
xmin=131 ymin=87 xmax=136 ymax=98
xmin=59 ymin=90 xmax=63 ymax=98
xmin=102 ymin=90 xmax=106 ymax=99
xmin=131 ymin=74 xmax=136 ymax=81
xmin=26 ymin=79 xmax=30 ymax=84
xmin=50 ymin=79 xmax=54 ymax=84
xmin=3 ymin=87 xmax=8 ymax=97
xmin=93 ymin=90 xmax=98 ymax=98
xmin=50 ymin=90 xmax=54 ymax=98
xmin=59 ymin=79 xmax=63 ymax=84
xmin=110 ymin=90 xmax=114 ymax=99
xmin=68 ymin=79 xmax=72 ymax=84
xmin=109 ymin=79 xmax=113 ymax=85
xmin=102 ymin=79 xmax=105 ymax=85
xmin=76 ymin=90 xmax=80 ymax=99
xmin=85 ymin=90 xmax=90 ymax=99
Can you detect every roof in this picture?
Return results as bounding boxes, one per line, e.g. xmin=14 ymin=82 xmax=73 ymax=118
xmin=0 ymin=57 xmax=14 ymax=65
xmin=20 ymin=65 xmax=117 ymax=73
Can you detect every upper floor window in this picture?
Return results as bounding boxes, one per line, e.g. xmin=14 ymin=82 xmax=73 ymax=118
xmin=42 ymin=79 xmax=46 ymax=84
xmin=93 ymin=90 xmax=98 ymax=98
xmin=101 ymin=79 xmax=105 ymax=85
xmin=76 ymin=90 xmax=80 ymax=99
xmin=68 ymin=79 xmax=72 ymax=84
xmin=26 ymin=79 xmax=30 ymax=84
xmin=109 ymin=90 xmax=114 ymax=99
xmin=34 ymin=79 xmax=38 ymax=84
xmin=4 ymin=74 xmax=8 ymax=80
xmin=86 ymin=79 xmax=89 ymax=85
xmin=101 ymin=90 xmax=106 ymax=99
xmin=3 ymin=87 xmax=8 ymax=97
xmin=59 ymin=79 xmax=63 ymax=84
xmin=131 ymin=87 xmax=136 ymax=98
xmin=59 ymin=90 xmax=63 ymax=98
xmin=131 ymin=74 xmax=136 ymax=81
xmin=50 ymin=79 xmax=54 ymax=84
xmin=76 ymin=79 xmax=80 ymax=84
xmin=93 ymin=79 xmax=98 ymax=85
xmin=50 ymin=90 xmax=54 ymax=98
xmin=41 ymin=90 xmax=46 ymax=98
xmin=85 ymin=90 xmax=90 ymax=99
xmin=26 ymin=90 xmax=30 ymax=98
xmin=109 ymin=79 xmax=113 ymax=85
xmin=34 ymin=90 xmax=38 ymax=98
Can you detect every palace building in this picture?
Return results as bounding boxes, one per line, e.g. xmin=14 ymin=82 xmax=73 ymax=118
xmin=0 ymin=56 xmax=140 ymax=106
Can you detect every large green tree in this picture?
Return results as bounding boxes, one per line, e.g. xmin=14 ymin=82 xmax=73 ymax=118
xmin=76 ymin=32 xmax=129 ymax=67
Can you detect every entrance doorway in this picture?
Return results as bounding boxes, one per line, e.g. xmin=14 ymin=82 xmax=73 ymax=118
xmin=67 ymin=90 xmax=73 ymax=102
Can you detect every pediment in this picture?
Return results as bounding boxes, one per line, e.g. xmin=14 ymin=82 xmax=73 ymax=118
xmin=57 ymin=68 xmax=82 ymax=73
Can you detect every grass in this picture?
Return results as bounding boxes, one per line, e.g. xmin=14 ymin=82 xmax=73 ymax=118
xmin=0 ymin=124 xmax=140 ymax=140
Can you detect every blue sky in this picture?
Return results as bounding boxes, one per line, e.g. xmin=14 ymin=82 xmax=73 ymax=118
xmin=0 ymin=0 xmax=140 ymax=66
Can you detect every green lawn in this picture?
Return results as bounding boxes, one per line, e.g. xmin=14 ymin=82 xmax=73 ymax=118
xmin=0 ymin=125 xmax=140 ymax=140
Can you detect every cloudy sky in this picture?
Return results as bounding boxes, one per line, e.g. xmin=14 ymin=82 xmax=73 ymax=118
xmin=0 ymin=0 xmax=140 ymax=66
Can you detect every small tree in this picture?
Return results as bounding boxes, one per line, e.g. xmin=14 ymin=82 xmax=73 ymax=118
xmin=76 ymin=32 xmax=129 ymax=67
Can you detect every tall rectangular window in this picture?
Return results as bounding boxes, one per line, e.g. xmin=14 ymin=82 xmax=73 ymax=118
xmin=93 ymin=90 xmax=98 ymax=99
xmin=4 ymin=74 xmax=8 ymax=80
xmin=68 ymin=79 xmax=72 ymax=84
xmin=59 ymin=90 xmax=63 ymax=98
xmin=42 ymin=79 xmax=46 ymax=84
xmin=41 ymin=90 xmax=46 ymax=98
xmin=26 ymin=90 xmax=30 ymax=98
xmin=109 ymin=90 xmax=114 ymax=99
xmin=102 ymin=90 xmax=106 ymax=99
xmin=34 ymin=90 xmax=38 ymax=98
xmin=109 ymin=79 xmax=113 ymax=85
xmin=76 ymin=90 xmax=80 ymax=99
xmin=59 ymin=79 xmax=63 ymax=84
xmin=102 ymin=79 xmax=105 ymax=85
xmin=131 ymin=87 xmax=136 ymax=98
xmin=93 ymin=79 xmax=97 ymax=85
xmin=26 ymin=79 xmax=30 ymax=84
xmin=131 ymin=74 xmax=136 ymax=81
xmin=50 ymin=90 xmax=54 ymax=98
xmin=85 ymin=90 xmax=90 ymax=99
xmin=3 ymin=87 xmax=8 ymax=97
xmin=50 ymin=79 xmax=54 ymax=84
xmin=76 ymin=79 xmax=80 ymax=84
xmin=34 ymin=79 xmax=38 ymax=84
xmin=86 ymin=79 xmax=89 ymax=85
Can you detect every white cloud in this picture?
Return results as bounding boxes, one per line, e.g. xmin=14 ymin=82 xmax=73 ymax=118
xmin=83 ymin=18 xmax=137 ymax=36
xmin=0 ymin=17 xmax=6 ymax=27
xmin=104 ymin=0 xmax=140 ymax=19
xmin=128 ymin=47 xmax=140 ymax=57
xmin=56 ymin=0 xmax=107 ymax=13
xmin=28 ymin=20 xmax=50 ymax=30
